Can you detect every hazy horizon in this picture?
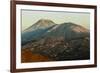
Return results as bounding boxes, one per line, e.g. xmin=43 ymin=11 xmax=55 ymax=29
xmin=21 ymin=10 xmax=90 ymax=31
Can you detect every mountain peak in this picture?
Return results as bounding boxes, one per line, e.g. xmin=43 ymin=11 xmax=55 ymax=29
xmin=38 ymin=19 xmax=54 ymax=22
xmin=23 ymin=19 xmax=56 ymax=32
xmin=35 ymin=19 xmax=55 ymax=25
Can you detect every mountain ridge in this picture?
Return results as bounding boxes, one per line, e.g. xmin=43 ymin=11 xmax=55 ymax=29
xmin=22 ymin=19 xmax=89 ymax=45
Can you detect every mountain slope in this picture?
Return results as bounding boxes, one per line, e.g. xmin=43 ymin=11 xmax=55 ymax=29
xmin=42 ymin=22 xmax=89 ymax=40
xmin=22 ymin=19 xmax=56 ymax=45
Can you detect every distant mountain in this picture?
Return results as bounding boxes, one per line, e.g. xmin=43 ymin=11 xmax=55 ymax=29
xmin=22 ymin=19 xmax=56 ymax=45
xmin=23 ymin=19 xmax=56 ymax=33
xmin=21 ymin=19 xmax=90 ymax=61
xmin=42 ymin=22 xmax=89 ymax=40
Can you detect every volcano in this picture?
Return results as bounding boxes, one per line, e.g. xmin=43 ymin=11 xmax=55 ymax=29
xmin=21 ymin=19 xmax=90 ymax=62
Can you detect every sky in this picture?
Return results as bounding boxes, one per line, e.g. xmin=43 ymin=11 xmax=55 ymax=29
xmin=21 ymin=10 xmax=90 ymax=31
